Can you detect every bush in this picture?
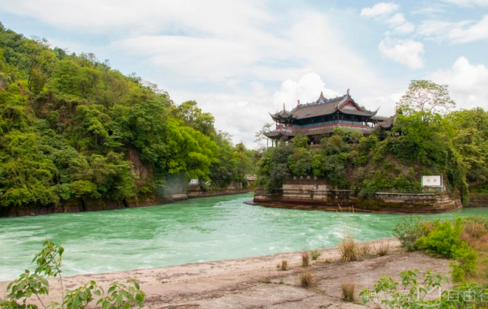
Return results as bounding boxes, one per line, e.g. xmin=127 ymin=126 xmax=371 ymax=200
xmin=0 ymin=240 xmax=145 ymax=309
xmin=359 ymin=269 xmax=484 ymax=308
xmin=415 ymin=218 xmax=477 ymax=282
xmin=339 ymin=235 xmax=357 ymax=262
xmin=415 ymin=219 xmax=466 ymax=258
xmin=462 ymin=220 xmax=488 ymax=239
xmin=392 ymin=216 xmax=431 ymax=251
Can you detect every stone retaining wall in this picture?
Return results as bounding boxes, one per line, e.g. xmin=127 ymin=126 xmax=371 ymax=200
xmin=467 ymin=193 xmax=488 ymax=207
xmin=254 ymin=181 xmax=462 ymax=213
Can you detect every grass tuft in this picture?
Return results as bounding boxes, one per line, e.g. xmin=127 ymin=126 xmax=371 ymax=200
xmin=358 ymin=243 xmax=372 ymax=257
xmin=375 ymin=242 xmax=390 ymax=256
xmin=339 ymin=235 xmax=358 ymax=262
xmin=310 ymin=250 xmax=321 ymax=261
xmin=463 ymin=220 xmax=488 ymax=240
xmin=302 ymin=251 xmax=310 ymax=267
xmin=298 ymin=271 xmax=316 ymax=288
xmin=341 ymin=281 xmax=355 ymax=302
xmin=278 ymin=259 xmax=288 ymax=271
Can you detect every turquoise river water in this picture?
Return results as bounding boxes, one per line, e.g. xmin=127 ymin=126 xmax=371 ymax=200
xmin=1 ymin=193 xmax=488 ymax=281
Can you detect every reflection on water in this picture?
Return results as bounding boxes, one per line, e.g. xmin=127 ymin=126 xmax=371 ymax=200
xmin=0 ymin=193 xmax=487 ymax=281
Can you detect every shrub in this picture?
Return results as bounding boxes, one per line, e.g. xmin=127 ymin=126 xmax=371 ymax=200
xmin=415 ymin=218 xmax=477 ymax=282
xmin=339 ymin=235 xmax=357 ymax=262
xmin=302 ymin=251 xmax=310 ymax=267
xmin=392 ymin=216 xmax=431 ymax=251
xmin=360 ymin=269 xmax=461 ymax=308
xmin=298 ymin=271 xmax=316 ymax=288
xmin=310 ymin=250 xmax=321 ymax=261
xmin=415 ymin=219 xmax=463 ymax=258
xmin=0 ymin=240 xmax=145 ymax=309
xmin=462 ymin=220 xmax=487 ymax=239
xmin=341 ymin=281 xmax=355 ymax=302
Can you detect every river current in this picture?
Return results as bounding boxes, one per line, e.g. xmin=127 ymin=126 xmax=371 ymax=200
xmin=1 ymin=193 xmax=487 ymax=281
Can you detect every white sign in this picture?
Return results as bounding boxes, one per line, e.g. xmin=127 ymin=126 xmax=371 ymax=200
xmin=421 ymin=175 xmax=442 ymax=187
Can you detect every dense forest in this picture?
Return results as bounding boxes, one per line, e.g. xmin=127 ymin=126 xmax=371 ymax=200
xmin=0 ymin=23 xmax=256 ymax=215
xmin=257 ymin=80 xmax=488 ymax=204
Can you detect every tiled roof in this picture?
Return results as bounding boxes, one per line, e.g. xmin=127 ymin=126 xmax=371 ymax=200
xmin=289 ymin=95 xmax=347 ymax=119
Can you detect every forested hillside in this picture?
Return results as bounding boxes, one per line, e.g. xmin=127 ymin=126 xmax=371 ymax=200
xmin=257 ymin=80 xmax=488 ymax=204
xmin=0 ymin=23 xmax=255 ymax=215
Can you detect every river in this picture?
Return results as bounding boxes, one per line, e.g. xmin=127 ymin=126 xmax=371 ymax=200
xmin=1 ymin=193 xmax=487 ymax=281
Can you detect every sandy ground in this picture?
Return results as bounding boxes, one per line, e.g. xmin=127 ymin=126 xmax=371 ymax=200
xmin=0 ymin=238 xmax=451 ymax=308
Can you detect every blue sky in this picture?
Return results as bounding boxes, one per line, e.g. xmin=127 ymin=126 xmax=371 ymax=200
xmin=1 ymin=0 xmax=487 ymax=148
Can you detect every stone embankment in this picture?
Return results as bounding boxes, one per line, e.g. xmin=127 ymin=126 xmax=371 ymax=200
xmin=4 ymin=184 xmax=250 ymax=217
xmin=253 ymin=179 xmax=463 ymax=213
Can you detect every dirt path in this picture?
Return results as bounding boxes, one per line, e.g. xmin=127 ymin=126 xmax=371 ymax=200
xmin=0 ymin=238 xmax=451 ymax=308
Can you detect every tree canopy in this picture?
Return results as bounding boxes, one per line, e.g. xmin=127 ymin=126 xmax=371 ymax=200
xmin=0 ymin=23 xmax=255 ymax=214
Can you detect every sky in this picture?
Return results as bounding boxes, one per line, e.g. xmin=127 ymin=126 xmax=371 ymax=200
xmin=1 ymin=0 xmax=487 ymax=148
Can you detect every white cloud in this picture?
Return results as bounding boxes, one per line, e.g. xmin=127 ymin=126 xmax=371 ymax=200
xmin=285 ymin=11 xmax=381 ymax=91
xmin=379 ymin=37 xmax=424 ymax=69
xmin=360 ymin=2 xmax=399 ymax=17
xmin=361 ymin=4 xmax=414 ymax=35
xmin=419 ymin=15 xmax=488 ymax=43
xmin=428 ymin=57 xmax=488 ymax=109
xmin=449 ymin=15 xmax=488 ymax=43
xmin=272 ymin=72 xmax=340 ymax=111
xmin=441 ymin=0 xmax=488 ymax=6
xmin=361 ymin=93 xmax=402 ymax=116
xmin=0 ymin=0 xmax=272 ymax=36
xmin=387 ymin=13 xmax=415 ymax=34
xmin=111 ymin=35 xmax=260 ymax=82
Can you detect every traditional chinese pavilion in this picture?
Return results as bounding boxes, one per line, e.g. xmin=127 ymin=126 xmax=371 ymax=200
xmin=265 ymin=91 xmax=389 ymax=144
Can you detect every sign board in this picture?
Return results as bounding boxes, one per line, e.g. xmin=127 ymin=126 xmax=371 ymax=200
xmin=421 ymin=175 xmax=442 ymax=187
xmin=189 ymin=179 xmax=199 ymax=185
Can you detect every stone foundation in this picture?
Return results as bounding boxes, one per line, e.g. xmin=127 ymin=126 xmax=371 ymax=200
xmin=4 ymin=187 xmax=250 ymax=217
xmin=467 ymin=193 xmax=488 ymax=207
xmin=253 ymin=180 xmax=462 ymax=214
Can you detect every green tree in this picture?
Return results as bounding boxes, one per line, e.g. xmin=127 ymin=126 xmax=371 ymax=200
xmin=397 ymin=80 xmax=456 ymax=117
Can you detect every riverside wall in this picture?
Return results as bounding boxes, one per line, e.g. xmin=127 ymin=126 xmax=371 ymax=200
xmin=3 ymin=182 xmax=250 ymax=217
xmin=467 ymin=193 xmax=488 ymax=207
xmin=253 ymin=179 xmax=463 ymax=214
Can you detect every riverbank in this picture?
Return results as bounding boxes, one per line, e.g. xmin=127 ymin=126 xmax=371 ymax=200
xmin=3 ymin=189 xmax=251 ymax=217
xmin=0 ymin=238 xmax=452 ymax=308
